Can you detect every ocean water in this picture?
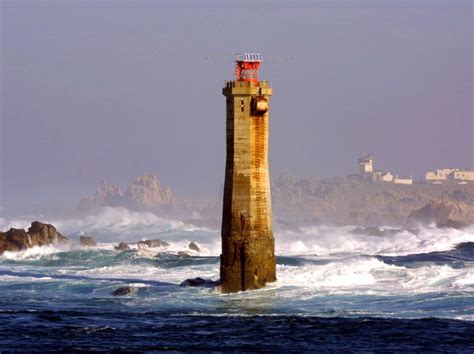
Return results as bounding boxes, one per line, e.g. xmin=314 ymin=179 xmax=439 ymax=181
xmin=1 ymin=207 xmax=473 ymax=352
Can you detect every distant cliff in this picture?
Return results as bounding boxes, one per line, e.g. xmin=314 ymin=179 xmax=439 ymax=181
xmin=271 ymin=173 xmax=474 ymax=227
xmin=79 ymin=173 xmax=193 ymax=214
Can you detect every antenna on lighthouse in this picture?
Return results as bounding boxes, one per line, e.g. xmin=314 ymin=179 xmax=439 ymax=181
xmin=204 ymin=54 xmax=294 ymax=64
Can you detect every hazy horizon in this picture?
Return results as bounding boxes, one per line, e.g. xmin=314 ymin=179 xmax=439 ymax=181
xmin=1 ymin=0 xmax=472 ymax=211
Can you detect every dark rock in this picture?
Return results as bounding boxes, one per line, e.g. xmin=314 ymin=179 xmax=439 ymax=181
xmin=79 ymin=236 xmax=97 ymax=247
xmin=0 ymin=228 xmax=30 ymax=253
xmin=111 ymin=286 xmax=141 ymax=296
xmin=114 ymin=242 xmax=131 ymax=251
xmin=405 ymin=196 xmax=474 ymax=229
xmin=137 ymin=239 xmax=169 ymax=249
xmin=115 ymin=239 xmax=169 ymax=251
xmin=28 ymin=221 xmax=68 ymax=245
xmin=177 ymin=251 xmax=190 ymax=257
xmin=188 ymin=242 xmax=200 ymax=252
xmin=180 ymin=277 xmax=218 ymax=287
xmin=0 ymin=221 xmax=68 ymax=255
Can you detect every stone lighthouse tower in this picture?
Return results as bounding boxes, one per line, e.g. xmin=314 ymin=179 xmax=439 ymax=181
xmin=220 ymin=53 xmax=276 ymax=293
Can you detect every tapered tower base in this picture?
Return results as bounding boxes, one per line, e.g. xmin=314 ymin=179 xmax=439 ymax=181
xmin=220 ymin=79 xmax=276 ymax=293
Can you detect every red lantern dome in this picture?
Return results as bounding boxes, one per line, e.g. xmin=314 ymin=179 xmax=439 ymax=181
xmin=234 ymin=53 xmax=263 ymax=83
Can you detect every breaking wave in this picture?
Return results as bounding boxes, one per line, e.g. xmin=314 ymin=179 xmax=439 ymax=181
xmin=2 ymin=207 xmax=473 ymax=258
xmin=1 ymin=207 xmax=473 ymax=324
xmin=278 ymin=254 xmax=473 ymax=295
xmin=278 ymin=225 xmax=474 ymax=257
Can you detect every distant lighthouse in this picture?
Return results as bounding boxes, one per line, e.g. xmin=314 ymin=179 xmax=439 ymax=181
xmin=220 ymin=53 xmax=276 ymax=293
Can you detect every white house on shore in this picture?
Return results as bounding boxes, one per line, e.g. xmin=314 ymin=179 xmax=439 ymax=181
xmin=393 ymin=176 xmax=413 ymax=185
xmin=380 ymin=172 xmax=394 ymax=182
xmin=424 ymin=168 xmax=474 ymax=184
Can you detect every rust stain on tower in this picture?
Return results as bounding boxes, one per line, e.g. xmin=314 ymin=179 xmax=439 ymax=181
xmin=220 ymin=53 xmax=276 ymax=293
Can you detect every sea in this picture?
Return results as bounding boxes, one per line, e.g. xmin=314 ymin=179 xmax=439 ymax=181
xmin=1 ymin=207 xmax=473 ymax=352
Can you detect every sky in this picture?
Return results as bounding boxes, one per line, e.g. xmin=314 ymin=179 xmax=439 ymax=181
xmin=1 ymin=0 xmax=472 ymax=210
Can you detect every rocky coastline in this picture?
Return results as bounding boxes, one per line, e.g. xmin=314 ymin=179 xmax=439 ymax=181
xmin=0 ymin=221 xmax=68 ymax=255
xmin=59 ymin=172 xmax=471 ymax=231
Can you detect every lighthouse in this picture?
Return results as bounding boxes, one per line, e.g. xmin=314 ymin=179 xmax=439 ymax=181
xmin=220 ymin=53 xmax=276 ymax=293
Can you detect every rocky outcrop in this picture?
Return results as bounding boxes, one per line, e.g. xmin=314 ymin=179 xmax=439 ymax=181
xmin=78 ymin=173 xmax=193 ymax=214
xmin=180 ymin=277 xmax=218 ymax=287
xmin=114 ymin=239 xmax=169 ymax=251
xmin=137 ymin=239 xmax=169 ymax=248
xmin=115 ymin=242 xmax=130 ymax=251
xmin=124 ymin=174 xmax=177 ymax=209
xmin=79 ymin=181 xmax=123 ymax=210
xmin=188 ymin=242 xmax=200 ymax=252
xmin=405 ymin=196 xmax=474 ymax=229
xmin=79 ymin=236 xmax=97 ymax=247
xmin=0 ymin=221 xmax=68 ymax=254
xmin=111 ymin=286 xmax=141 ymax=296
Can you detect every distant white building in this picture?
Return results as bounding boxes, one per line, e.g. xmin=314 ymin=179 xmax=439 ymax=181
xmin=450 ymin=170 xmax=474 ymax=183
xmin=380 ymin=172 xmax=394 ymax=182
xmin=424 ymin=168 xmax=474 ymax=184
xmin=394 ymin=176 xmax=413 ymax=185
xmin=424 ymin=169 xmax=457 ymax=183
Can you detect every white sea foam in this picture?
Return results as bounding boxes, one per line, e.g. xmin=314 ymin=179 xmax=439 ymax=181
xmin=2 ymin=208 xmax=473 ymax=257
xmin=276 ymin=225 xmax=474 ymax=257
xmin=0 ymin=274 xmax=55 ymax=283
xmin=275 ymin=256 xmax=473 ymax=295
xmin=0 ymin=244 xmax=74 ymax=261
xmin=54 ymin=209 xmax=474 ymax=257
xmin=452 ymin=270 xmax=474 ymax=287
xmin=0 ymin=208 xmax=192 ymax=239
xmin=74 ymin=262 xmax=219 ymax=285
xmin=0 ymin=216 xmax=42 ymax=231
xmin=1 ymin=209 xmax=473 ymax=298
xmin=52 ymin=207 xmax=186 ymax=235
xmin=1 ymin=210 xmax=473 ymax=272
